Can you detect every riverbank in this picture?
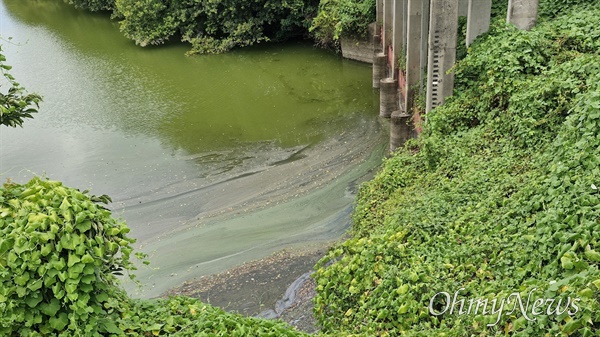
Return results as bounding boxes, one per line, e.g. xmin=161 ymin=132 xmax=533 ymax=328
xmin=123 ymin=116 xmax=387 ymax=298
xmin=151 ymin=119 xmax=389 ymax=332
xmin=162 ymin=243 xmax=332 ymax=333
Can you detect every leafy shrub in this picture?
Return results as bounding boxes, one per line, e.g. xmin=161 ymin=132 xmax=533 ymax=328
xmin=118 ymin=296 xmax=310 ymax=336
xmin=313 ymin=4 xmax=600 ymax=336
xmin=0 ymin=177 xmax=139 ymax=336
xmin=0 ymin=176 xmax=310 ymax=336
xmin=538 ymin=0 xmax=598 ymax=19
xmin=62 ymin=0 xmax=116 ymax=12
xmin=115 ymin=0 xmax=189 ymax=47
xmin=183 ymin=0 xmax=318 ymax=54
xmin=309 ymin=0 xmax=375 ymax=47
xmin=112 ymin=0 xmax=318 ymax=53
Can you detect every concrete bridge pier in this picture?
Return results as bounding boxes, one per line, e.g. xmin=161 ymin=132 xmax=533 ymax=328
xmin=392 ymin=0 xmax=407 ymax=73
xmin=380 ymin=78 xmax=398 ymax=118
xmin=420 ymin=0 xmax=430 ymax=94
xmin=383 ymin=0 xmax=394 ymax=53
xmin=377 ymin=0 xmax=401 ymax=118
xmin=425 ymin=0 xmax=459 ymax=113
xmin=390 ymin=111 xmax=412 ymax=152
xmin=507 ymin=0 xmax=539 ymax=30
xmin=467 ymin=0 xmax=492 ymax=46
xmin=373 ymin=32 xmax=382 ymax=53
xmin=405 ymin=0 xmax=423 ymax=116
xmin=373 ymin=0 xmax=384 ymax=88
xmin=370 ymin=0 xmax=539 ymax=152
xmin=373 ymin=53 xmax=386 ymax=88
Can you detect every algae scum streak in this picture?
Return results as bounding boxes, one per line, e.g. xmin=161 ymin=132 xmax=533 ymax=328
xmin=0 ymin=0 xmax=386 ymax=297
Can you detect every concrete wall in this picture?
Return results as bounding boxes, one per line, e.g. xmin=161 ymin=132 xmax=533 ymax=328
xmin=340 ymin=23 xmax=377 ymax=64
xmin=341 ymin=36 xmax=374 ymax=64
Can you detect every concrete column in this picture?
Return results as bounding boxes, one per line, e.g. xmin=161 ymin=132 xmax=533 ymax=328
xmin=420 ymin=0 xmax=430 ymax=94
xmin=373 ymin=34 xmax=383 ymax=55
xmin=466 ymin=0 xmax=492 ymax=46
xmin=380 ymin=78 xmax=397 ymax=118
xmin=402 ymin=0 xmax=409 ymax=54
xmin=425 ymin=0 xmax=459 ymax=113
xmin=392 ymin=0 xmax=405 ymax=73
xmin=390 ymin=111 xmax=413 ymax=152
xmin=405 ymin=0 xmax=423 ymax=115
xmin=375 ymin=0 xmax=383 ymax=53
xmin=373 ymin=33 xmax=382 ymax=53
xmin=507 ymin=0 xmax=539 ymax=30
xmin=383 ymin=0 xmax=394 ymax=49
xmin=373 ymin=53 xmax=387 ymax=88
xmin=458 ymin=0 xmax=469 ymax=17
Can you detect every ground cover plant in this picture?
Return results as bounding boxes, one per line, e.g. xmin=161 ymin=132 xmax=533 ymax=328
xmin=313 ymin=3 xmax=600 ymax=336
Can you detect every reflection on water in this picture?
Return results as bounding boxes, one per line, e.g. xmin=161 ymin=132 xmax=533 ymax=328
xmin=0 ymin=0 xmax=385 ymax=297
xmin=2 ymin=0 xmax=374 ymax=151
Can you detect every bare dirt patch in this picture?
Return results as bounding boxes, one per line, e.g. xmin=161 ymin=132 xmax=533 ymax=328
xmin=162 ymin=245 xmax=329 ymax=333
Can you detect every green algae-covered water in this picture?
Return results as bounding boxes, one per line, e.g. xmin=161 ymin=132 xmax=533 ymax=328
xmin=0 ymin=0 xmax=386 ymax=297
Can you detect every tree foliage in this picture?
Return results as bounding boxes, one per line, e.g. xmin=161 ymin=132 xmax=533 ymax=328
xmin=62 ymin=0 xmax=115 ymax=12
xmin=0 ymin=46 xmax=41 ymax=128
xmin=309 ymin=0 xmax=375 ymax=48
xmin=182 ymin=0 xmax=318 ymax=55
xmin=105 ymin=0 xmax=318 ymax=54
xmin=63 ymin=0 xmax=382 ymax=54
xmin=114 ymin=0 xmax=187 ymax=47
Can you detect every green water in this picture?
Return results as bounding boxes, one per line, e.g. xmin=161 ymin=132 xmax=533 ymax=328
xmin=0 ymin=0 xmax=385 ymax=297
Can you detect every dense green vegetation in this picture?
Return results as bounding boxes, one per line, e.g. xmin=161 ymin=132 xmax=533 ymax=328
xmin=62 ymin=0 xmax=377 ymax=53
xmin=63 ymin=0 xmax=320 ymax=54
xmin=0 ymin=178 xmax=310 ymax=336
xmin=309 ymin=0 xmax=375 ymax=47
xmin=313 ymin=3 xmax=600 ymax=336
xmin=0 ymin=177 xmax=138 ymax=335
xmin=538 ymin=0 xmax=596 ymax=19
xmin=64 ymin=0 xmax=114 ymax=12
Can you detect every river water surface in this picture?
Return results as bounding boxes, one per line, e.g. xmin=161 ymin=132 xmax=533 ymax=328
xmin=0 ymin=0 xmax=386 ymax=297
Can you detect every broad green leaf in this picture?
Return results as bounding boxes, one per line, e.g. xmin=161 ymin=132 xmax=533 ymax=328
xmin=49 ymin=312 xmax=68 ymax=330
xmin=40 ymin=298 xmax=61 ymax=316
